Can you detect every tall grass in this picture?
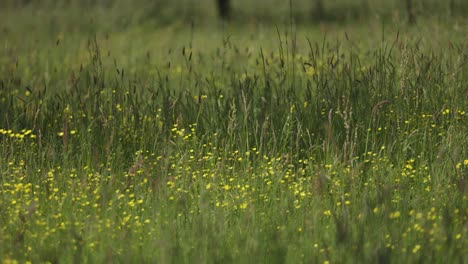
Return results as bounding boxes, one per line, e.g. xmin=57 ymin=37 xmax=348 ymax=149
xmin=0 ymin=2 xmax=467 ymax=263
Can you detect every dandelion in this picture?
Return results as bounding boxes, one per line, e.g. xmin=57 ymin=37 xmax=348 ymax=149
xmin=389 ymin=211 xmax=401 ymax=219
xmin=2 ymin=258 xmax=19 ymax=264
xmin=306 ymin=66 xmax=315 ymax=76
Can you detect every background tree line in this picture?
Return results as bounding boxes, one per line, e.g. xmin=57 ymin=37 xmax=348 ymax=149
xmin=216 ymin=0 xmax=457 ymax=24
xmin=1 ymin=0 xmax=464 ymax=25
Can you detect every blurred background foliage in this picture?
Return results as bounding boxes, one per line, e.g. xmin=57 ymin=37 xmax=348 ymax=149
xmin=2 ymin=0 xmax=467 ymax=28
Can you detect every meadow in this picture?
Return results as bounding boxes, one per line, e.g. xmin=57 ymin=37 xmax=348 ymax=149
xmin=0 ymin=0 xmax=467 ymax=263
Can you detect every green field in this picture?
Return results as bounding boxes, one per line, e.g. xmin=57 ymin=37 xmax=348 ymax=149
xmin=1 ymin=0 xmax=467 ymax=263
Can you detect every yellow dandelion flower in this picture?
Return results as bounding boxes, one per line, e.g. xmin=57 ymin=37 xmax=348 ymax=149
xmin=389 ymin=211 xmax=401 ymax=219
xmin=306 ymin=66 xmax=315 ymax=76
xmin=412 ymin=244 xmax=421 ymax=253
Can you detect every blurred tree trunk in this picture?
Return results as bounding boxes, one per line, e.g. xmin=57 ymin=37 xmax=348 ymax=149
xmin=449 ymin=0 xmax=455 ymax=17
xmin=217 ymin=0 xmax=230 ymax=19
xmin=406 ymin=0 xmax=416 ymax=24
xmin=313 ymin=0 xmax=325 ymax=19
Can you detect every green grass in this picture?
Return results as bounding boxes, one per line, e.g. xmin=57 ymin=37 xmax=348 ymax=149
xmin=1 ymin=1 xmax=467 ymax=263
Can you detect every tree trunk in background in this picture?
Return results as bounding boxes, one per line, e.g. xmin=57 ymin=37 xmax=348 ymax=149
xmin=217 ymin=0 xmax=231 ymax=19
xmin=449 ymin=0 xmax=455 ymax=17
xmin=313 ymin=0 xmax=325 ymax=19
xmin=406 ymin=0 xmax=416 ymax=24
